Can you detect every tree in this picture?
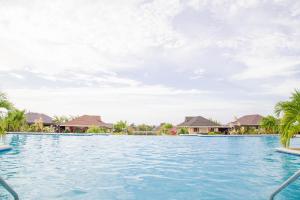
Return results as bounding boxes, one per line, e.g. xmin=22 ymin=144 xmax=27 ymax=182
xmin=0 ymin=92 xmax=13 ymax=111
xmin=260 ymin=115 xmax=279 ymax=134
xmin=160 ymin=123 xmax=173 ymax=134
xmin=275 ymin=90 xmax=300 ymax=147
xmin=5 ymin=109 xmax=26 ymax=132
xmin=53 ymin=115 xmax=69 ymax=125
xmin=137 ymin=124 xmax=153 ymax=131
xmin=33 ymin=118 xmax=44 ymax=132
xmin=114 ymin=120 xmax=128 ymax=133
xmin=0 ymin=92 xmax=14 ymax=134
xmin=0 ymin=119 xmax=5 ymax=134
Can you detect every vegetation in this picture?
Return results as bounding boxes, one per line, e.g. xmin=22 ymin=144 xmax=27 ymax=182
xmin=114 ymin=120 xmax=128 ymax=133
xmin=275 ymin=90 xmax=300 ymax=147
xmin=208 ymin=131 xmax=220 ymax=135
xmin=260 ymin=115 xmax=279 ymax=134
xmin=86 ymin=126 xmax=107 ymax=133
xmin=53 ymin=115 xmax=69 ymax=125
xmin=4 ymin=109 xmax=26 ymax=132
xmin=0 ymin=92 xmax=13 ymax=111
xmin=228 ymin=127 xmax=262 ymax=135
xmin=178 ymin=127 xmax=188 ymax=134
xmin=0 ymin=92 xmax=14 ymax=134
xmin=136 ymin=124 xmax=154 ymax=132
xmin=160 ymin=123 xmax=173 ymax=134
xmin=0 ymin=120 xmax=5 ymax=134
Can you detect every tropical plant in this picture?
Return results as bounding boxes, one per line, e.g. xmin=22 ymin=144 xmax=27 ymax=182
xmin=0 ymin=92 xmax=13 ymax=111
xmin=114 ymin=120 xmax=128 ymax=133
xmin=208 ymin=131 xmax=220 ymax=135
xmin=137 ymin=124 xmax=153 ymax=131
xmin=53 ymin=115 xmax=69 ymax=125
xmin=42 ymin=126 xmax=55 ymax=133
xmin=5 ymin=109 xmax=26 ymax=132
xmin=178 ymin=127 xmax=188 ymax=134
xmin=86 ymin=126 xmax=107 ymax=133
xmin=32 ymin=118 xmax=44 ymax=132
xmin=0 ymin=119 xmax=6 ymax=134
xmin=260 ymin=115 xmax=279 ymax=134
xmin=275 ymin=90 xmax=300 ymax=147
xmin=160 ymin=123 xmax=173 ymax=134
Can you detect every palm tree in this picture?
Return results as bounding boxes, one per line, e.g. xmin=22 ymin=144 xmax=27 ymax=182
xmin=5 ymin=109 xmax=26 ymax=132
xmin=275 ymin=90 xmax=300 ymax=147
xmin=53 ymin=115 xmax=69 ymax=133
xmin=0 ymin=92 xmax=13 ymax=111
xmin=260 ymin=115 xmax=279 ymax=134
xmin=0 ymin=92 xmax=14 ymax=134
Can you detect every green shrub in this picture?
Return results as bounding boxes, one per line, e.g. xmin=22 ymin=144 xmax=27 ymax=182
xmin=208 ymin=131 xmax=220 ymax=135
xmin=178 ymin=127 xmax=188 ymax=134
xmin=0 ymin=119 xmax=6 ymax=134
xmin=86 ymin=126 xmax=107 ymax=134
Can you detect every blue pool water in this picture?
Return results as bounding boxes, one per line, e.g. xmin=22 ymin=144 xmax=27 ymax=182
xmin=0 ymin=135 xmax=300 ymax=200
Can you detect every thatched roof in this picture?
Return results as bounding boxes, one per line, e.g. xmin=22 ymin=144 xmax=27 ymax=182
xmin=178 ymin=116 xmax=220 ymax=127
xmin=26 ymin=112 xmax=53 ymax=125
xmin=230 ymin=114 xmax=263 ymax=126
xmin=62 ymin=115 xmax=112 ymax=129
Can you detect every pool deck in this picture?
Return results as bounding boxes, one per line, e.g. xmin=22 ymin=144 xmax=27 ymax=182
xmin=276 ymin=147 xmax=300 ymax=156
xmin=0 ymin=145 xmax=12 ymax=152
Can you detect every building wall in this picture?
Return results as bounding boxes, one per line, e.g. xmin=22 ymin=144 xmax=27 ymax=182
xmin=188 ymin=127 xmax=210 ymax=134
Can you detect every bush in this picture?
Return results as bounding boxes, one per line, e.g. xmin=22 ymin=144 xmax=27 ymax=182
xmin=208 ymin=131 xmax=220 ymax=135
xmin=114 ymin=121 xmax=128 ymax=133
xmin=178 ymin=127 xmax=188 ymax=134
xmin=0 ymin=119 xmax=6 ymax=134
xmin=86 ymin=126 xmax=107 ymax=134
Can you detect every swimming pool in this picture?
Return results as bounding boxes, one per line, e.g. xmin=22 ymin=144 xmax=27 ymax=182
xmin=0 ymin=134 xmax=300 ymax=200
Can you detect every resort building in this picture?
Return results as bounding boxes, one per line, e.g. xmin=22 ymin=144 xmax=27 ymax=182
xmin=177 ymin=116 xmax=229 ymax=134
xmin=25 ymin=112 xmax=53 ymax=126
xmin=61 ymin=115 xmax=113 ymax=133
xmin=228 ymin=114 xmax=263 ymax=132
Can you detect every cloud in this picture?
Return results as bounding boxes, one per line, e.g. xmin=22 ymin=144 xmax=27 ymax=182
xmin=190 ymin=68 xmax=205 ymax=80
xmin=0 ymin=0 xmax=299 ymax=124
xmin=261 ymin=79 xmax=300 ymax=96
xmin=0 ymin=0 xmax=184 ymax=74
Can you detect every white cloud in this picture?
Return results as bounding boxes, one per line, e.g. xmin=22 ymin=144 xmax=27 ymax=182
xmin=0 ymin=0 xmax=184 ymax=74
xmin=0 ymin=0 xmax=299 ymax=124
xmin=5 ymin=85 xmax=266 ymax=124
xmin=261 ymin=79 xmax=300 ymax=96
xmin=190 ymin=68 xmax=205 ymax=80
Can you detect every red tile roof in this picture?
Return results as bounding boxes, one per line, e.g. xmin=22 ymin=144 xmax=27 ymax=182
xmin=62 ymin=115 xmax=112 ymax=128
xmin=230 ymin=114 xmax=263 ymax=126
xmin=177 ymin=116 xmax=221 ymax=127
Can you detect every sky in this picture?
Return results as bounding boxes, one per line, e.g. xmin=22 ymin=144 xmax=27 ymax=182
xmin=0 ymin=0 xmax=299 ymax=125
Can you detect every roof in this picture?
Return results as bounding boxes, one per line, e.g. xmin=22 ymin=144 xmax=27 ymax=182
xmin=177 ymin=116 xmax=221 ymax=127
xmin=26 ymin=112 xmax=53 ymax=124
xmin=230 ymin=114 xmax=263 ymax=126
xmin=62 ymin=115 xmax=112 ymax=128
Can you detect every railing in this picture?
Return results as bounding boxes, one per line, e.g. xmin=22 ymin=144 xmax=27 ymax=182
xmin=0 ymin=176 xmax=19 ymax=200
xmin=270 ymin=169 xmax=300 ymax=200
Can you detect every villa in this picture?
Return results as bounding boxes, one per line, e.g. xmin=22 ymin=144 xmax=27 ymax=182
xmin=25 ymin=112 xmax=53 ymax=127
xmin=177 ymin=116 xmax=229 ymax=134
xmin=61 ymin=115 xmax=113 ymax=133
xmin=228 ymin=114 xmax=263 ymax=132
